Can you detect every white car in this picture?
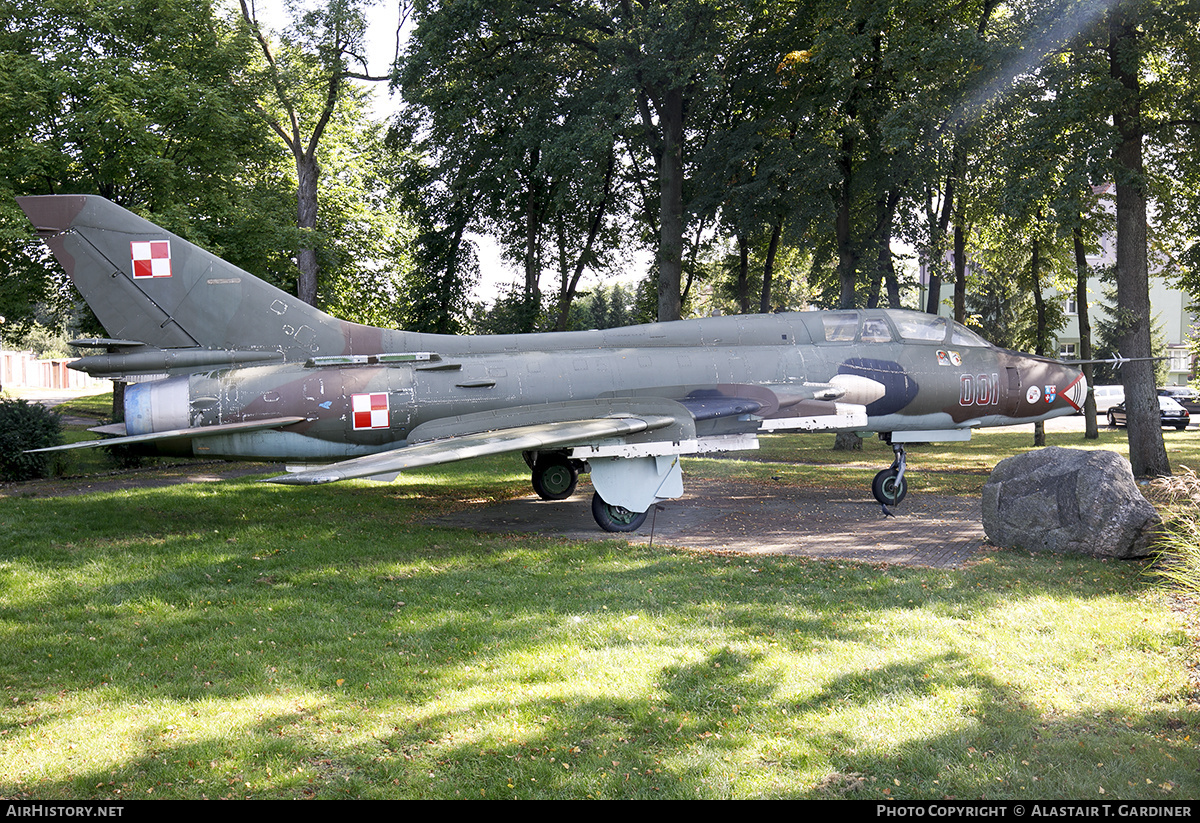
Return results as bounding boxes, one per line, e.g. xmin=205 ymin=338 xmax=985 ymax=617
xmin=1092 ymin=385 xmax=1125 ymax=413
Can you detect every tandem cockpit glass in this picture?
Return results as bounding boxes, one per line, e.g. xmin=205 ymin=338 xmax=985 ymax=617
xmin=890 ymin=311 xmax=991 ymax=347
xmin=819 ymin=310 xmax=992 ymax=347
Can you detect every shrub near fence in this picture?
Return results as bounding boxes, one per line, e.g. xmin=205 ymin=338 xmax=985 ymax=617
xmin=0 ymin=398 xmax=63 ymax=481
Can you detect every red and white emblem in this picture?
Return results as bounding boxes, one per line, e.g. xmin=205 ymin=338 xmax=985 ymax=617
xmin=130 ymin=240 xmax=172 ymax=279
xmin=351 ymin=392 xmax=389 ymax=430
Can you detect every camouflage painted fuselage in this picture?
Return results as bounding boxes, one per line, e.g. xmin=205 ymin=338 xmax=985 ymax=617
xmin=19 ymin=195 xmax=1085 ymax=528
xmin=121 ymin=308 xmax=1084 ymax=462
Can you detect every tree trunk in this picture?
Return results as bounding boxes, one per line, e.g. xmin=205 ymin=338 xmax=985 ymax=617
xmin=111 ymin=381 xmax=125 ymax=423
xmin=953 ymin=223 xmax=966 ymax=323
xmin=656 ymin=87 xmax=685 ymax=322
xmin=835 ymin=137 xmax=858 ymax=310
xmin=760 ymin=220 xmax=782 ymax=314
xmin=736 ymin=232 xmax=750 ymax=314
xmin=833 ymin=431 xmax=863 ymax=452
xmin=1031 ymin=237 xmax=1046 ymax=447
xmin=296 ymin=152 xmax=320 ymax=307
xmin=1075 ymin=225 xmax=1099 ymax=440
xmin=1109 ymin=5 xmax=1170 ymax=477
xmin=554 ymin=144 xmax=615 ymax=330
xmin=523 ymin=147 xmax=542 ymax=332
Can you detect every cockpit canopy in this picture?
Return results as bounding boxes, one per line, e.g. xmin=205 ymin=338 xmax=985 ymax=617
xmin=814 ymin=309 xmax=992 ymax=348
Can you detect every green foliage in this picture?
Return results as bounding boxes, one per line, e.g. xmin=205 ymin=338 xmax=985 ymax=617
xmin=396 ymin=219 xmax=479 ymax=335
xmin=311 ymin=98 xmax=415 ymax=328
xmin=0 ymin=317 xmax=72 ymax=359
xmin=237 ymin=0 xmax=414 ymax=309
xmin=474 ymin=281 xmax=644 ymax=334
xmin=396 ymin=0 xmax=760 ymax=323
xmin=0 ymin=0 xmax=303 ymax=317
xmin=470 ymin=284 xmax=544 ymax=336
xmin=0 ymin=398 xmax=61 ymax=481
xmin=565 ymin=283 xmax=639 ymax=331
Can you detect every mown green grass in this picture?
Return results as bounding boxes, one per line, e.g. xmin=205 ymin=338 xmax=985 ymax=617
xmin=0 ymin=424 xmax=1197 ymax=799
xmin=52 ymin=392 xmax=114 ymax=419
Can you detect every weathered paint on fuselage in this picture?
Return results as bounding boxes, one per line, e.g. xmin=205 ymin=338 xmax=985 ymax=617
xmin=124 ymin=309 xmax=1083 ymax=462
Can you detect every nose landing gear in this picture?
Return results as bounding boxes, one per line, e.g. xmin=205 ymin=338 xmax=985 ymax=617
xmin=872 ymin=441 xmax=908 ymax=510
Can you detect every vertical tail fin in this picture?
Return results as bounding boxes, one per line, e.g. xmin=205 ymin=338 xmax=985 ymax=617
xmin=18 ymin=195 xmax=379 ymax=360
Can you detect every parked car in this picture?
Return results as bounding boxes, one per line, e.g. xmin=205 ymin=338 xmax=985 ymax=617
xmin=1107 ymin=396 xmax=1190 ymax=430
xmin=1092 ymin=385 xmax=1125 ymax=413
xmin=1158 ymin=385 xmax=1200 ymax=416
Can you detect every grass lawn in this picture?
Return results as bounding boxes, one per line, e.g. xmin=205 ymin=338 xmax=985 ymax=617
xmin=0 ymin=407 xmax=1196 ymax=799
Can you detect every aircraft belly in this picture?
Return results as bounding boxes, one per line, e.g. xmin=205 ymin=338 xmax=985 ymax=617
xmin=864 ymin=411 xmax=966 ymax=433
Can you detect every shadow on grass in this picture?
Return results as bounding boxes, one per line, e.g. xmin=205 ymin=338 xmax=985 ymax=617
xmin=0 ymin=468 xmax=1195 ymax=798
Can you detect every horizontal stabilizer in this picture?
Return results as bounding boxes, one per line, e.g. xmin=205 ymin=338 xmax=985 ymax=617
xmin=27 ymin=416 xmax=306 ymax=453
xmin=69 ymin=338 xmax=147 ymax=350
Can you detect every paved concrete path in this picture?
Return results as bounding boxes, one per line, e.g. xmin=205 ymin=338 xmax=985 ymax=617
xmin=433 ymin=479 xmax=986 ymax=568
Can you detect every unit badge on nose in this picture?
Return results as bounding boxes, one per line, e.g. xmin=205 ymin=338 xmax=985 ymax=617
xmin=1044 ymin=385 xmax=1057 ymax=403
xmin=1026 ymin=386 xmax=1041 ymax=404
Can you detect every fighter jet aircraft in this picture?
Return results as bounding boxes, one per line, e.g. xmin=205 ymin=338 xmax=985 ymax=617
xmin=19 ymin=195 xmax=1086 ymax=531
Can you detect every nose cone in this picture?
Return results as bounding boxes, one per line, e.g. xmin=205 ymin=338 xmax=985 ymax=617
xmin=1062 ymin=370 xmax=1087 ymax=412
xmin=1008 ymin=355 xmax=1087 ymax=420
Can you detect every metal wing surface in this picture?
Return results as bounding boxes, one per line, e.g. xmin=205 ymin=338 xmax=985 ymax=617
xmin=265 ymin=414 xmax=678 ymax=486
xmin=27 ymin=417 xmax=307 ymax=452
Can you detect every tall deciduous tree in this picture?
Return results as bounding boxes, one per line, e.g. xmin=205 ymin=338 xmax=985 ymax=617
xmin=396 ymin=0 xmax=629 ymax=331
xmin=397 ymin=0 xmax=751 ymax=323
xmin=238 ymin=0 xmax=400 ymax=308
xmin=0 ymin=0 xmax=294 ymax=334
xmin=773 ymin=0 xmax=1004 ymax=311
xmin=1107 ymin=0 xmax=1170 ymax=477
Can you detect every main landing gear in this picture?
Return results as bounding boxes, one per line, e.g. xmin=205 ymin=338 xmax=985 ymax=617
xmin=872 ymin=441 xmax=908 ymax=510
xmin=525 ymin=451 xmax=657 ymax=535
xmin=591 ymin=493 xmax=649 ymax=532
xmin=529 ymin=452 xmax=582 ymax=500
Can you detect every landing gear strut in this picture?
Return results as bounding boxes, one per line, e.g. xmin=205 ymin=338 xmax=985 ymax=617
xmin=872 ymin=441 xmax=908 ymax=508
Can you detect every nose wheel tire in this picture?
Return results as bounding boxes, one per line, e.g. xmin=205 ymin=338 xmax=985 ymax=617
xmin=872 ymin=468 xmax=908 ymax=506
xmin=591 ymin=492 xmax=648 ymax=532
xmin=531 ymin=454 xmax=579 ymax=500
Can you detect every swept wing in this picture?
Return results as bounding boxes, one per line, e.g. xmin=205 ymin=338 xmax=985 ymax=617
xmin=266 ymin=415 xmax=677 ymax=485
xmin=27 ymin=417 xmax=307 ymax=452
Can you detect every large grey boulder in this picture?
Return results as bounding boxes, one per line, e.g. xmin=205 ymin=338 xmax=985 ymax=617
xmin=981 ymin=447 xmax=1161 ymax=559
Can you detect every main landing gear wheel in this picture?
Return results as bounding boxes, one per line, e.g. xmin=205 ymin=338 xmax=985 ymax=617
xmin=531 ymin=454 xmax=579 ymax=500
xmin=872 ymin=468 xmax=908 ymax=506
xmin=591 ymin=492 xmax=648 ymax=533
